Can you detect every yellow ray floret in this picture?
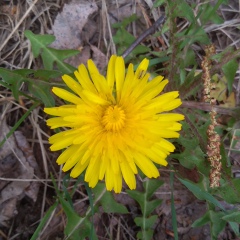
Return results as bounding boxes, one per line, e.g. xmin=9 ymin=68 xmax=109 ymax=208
xmin=44 ymin=55 xmax=184 ymax=193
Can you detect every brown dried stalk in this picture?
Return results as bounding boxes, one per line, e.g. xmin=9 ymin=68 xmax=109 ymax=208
xmin=122 ymin=15 xmax=166 ymax=59
xmin=202 ymin=44 xmax=222 ymax=188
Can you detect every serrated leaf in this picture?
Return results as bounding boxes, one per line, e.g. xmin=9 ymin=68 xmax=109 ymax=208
xmin=134 ymin=215 xmax=158 ymax=229
xmin=92 ymin=183 xmax=128 ymax=214
xmin=0 ymin=68 xmax=34 ymax=85
xmin=58 ymin=195 xmax=95 ymax=240
xmin=126 ymin=179 xmax=163 ymax=240
xmin=0 ymin=68 xmax=59 ymax=105
xmin=25 ymin=31 xmax=55 ymax=57
xmin=135 ymin=215 xmax=158 ymax=240
xmin=41 ymin=48 xmax=78 ymax=72
xmin=24 ymin=30 xmax=79 ymax=73
xmin=222 ymin=58 xmax=238 ymax=93
xmin=127 ymin=179 xmax=163 ymax=216
xmin=146 ymin=198 xmax=163 ymax=217
xmin=0 ymin=68 xmax=34 ymax=99
xmin=178 ymin=178 xmax=225 ymax=211
xmin=137 ymin=229 xmax=154 ymax=240
xmin=126 ymin=190 xmax=144 ymax=206
xmin=144 ymin=179 xmax=164 ymax=199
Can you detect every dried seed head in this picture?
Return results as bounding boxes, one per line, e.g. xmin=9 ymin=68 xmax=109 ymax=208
xmin=202 ymin=44 xmax=222 ymax=188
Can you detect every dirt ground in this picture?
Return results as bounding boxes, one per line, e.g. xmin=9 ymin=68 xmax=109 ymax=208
xmin=0 ymin=0 xmax=240 ymax=239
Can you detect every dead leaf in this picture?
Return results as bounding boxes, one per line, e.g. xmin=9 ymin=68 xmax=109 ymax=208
xmin=50 ymin=0 xmax=98 ymax=50
xmin=65 ymin=46 xmax=91 ymax=68
xmin=211 ymin=74 xmax=227 ymax=102
xmin=0 ymin=119 xmax=37 ymax=225
xmin=14 ymin=131 xmax=41 ymax=202
xmin=0 ymin=198 xmax=17 ymax=226
xmin=220 ymin=92 xmax=236 ymax=108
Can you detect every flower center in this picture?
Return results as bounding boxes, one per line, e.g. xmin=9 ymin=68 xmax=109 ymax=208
xmin=102 ymin=105 xmax=126 ymax=132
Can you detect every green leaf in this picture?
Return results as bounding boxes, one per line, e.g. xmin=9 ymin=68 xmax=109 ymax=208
xmin=25 ymin=33 xmax=55 ymax=57
xmin=0 ymin=68 xmax=58 ymax=106
xmin=222 ymin=211 xmax=240 ymax=223
xmin=192 ymin=210 xmax=227 ymax=238
xmin=24 ymin=30 xmax=79 ymax=73
xmin=127 ymin=179 xmax=163 ymax=240
xmin=34 ymin=69 xmax=61 ymax=80
xmin=144 ymin=179 xmax=163 ymax=199
xmin=132 ymin=45 xmax=150 ymax=55
xmin=178 ymin=178 xmax=225 ymax=211
xmin=135 ymin=215 xmax=158 ymax=229
xmin=199 ymin=0 xmax=225 ymax=24
xmin=42 ymin=48 xmax=78 ymax=72
xmin=176 ymin=0 xmax=195 ymax=22
xmin=153 ymin=0 xmax=165 ymax=7
xmin=192 ymin=211 xmax=210 ymax=227
xmin=229 ymin=222 xmax=240 ymax=237
xmin=209 ymin=211 xmax=226 ymax=238
xmin=92 ymin=183 xmax=128 ymax=214
xmin=0 ymin=68 xmax=34 ymax=99
xmin=58 ymin=195 xmax=95 ymax=240
xmin=178 ymin=26 xmax=210 ymax=48
xmin=173 ymin=135 xmax=206 ymax=171
xmin=135 ymin=215 xmax=158 ymax=240
xmin=0 ymin=68 xmax=34 ymax=84
xmin=112 ymin=14 xmax=138 ymax=29
xmin=214 ymin=179 xmax=240 ymax=204
xmin=180 ymin=68 xmax=186 ymax=85
xmin=136 ymin=229 xmax=154 ymax=240
xmin=127 ymin=179 xmax=163 ymax=217
xmin=113 ymin=28 xmax=135 ymax=46
xmin=28 ymin=81 xmax=55 ymax=107
xmin=222 ymin=58 xmax=238 ymax=93
xmin=184 ymin=48 xmax=196 ymax=67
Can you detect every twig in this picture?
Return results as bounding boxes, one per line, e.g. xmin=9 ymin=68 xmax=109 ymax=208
xmin=181 ymin=101 xmax=240 ymax=119
xmin=122 ymin=15 xmax=166 ymax=59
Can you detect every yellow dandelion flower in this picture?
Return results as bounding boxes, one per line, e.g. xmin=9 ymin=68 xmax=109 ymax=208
xmin=44 ymin=55 xmax=184 ymax=193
